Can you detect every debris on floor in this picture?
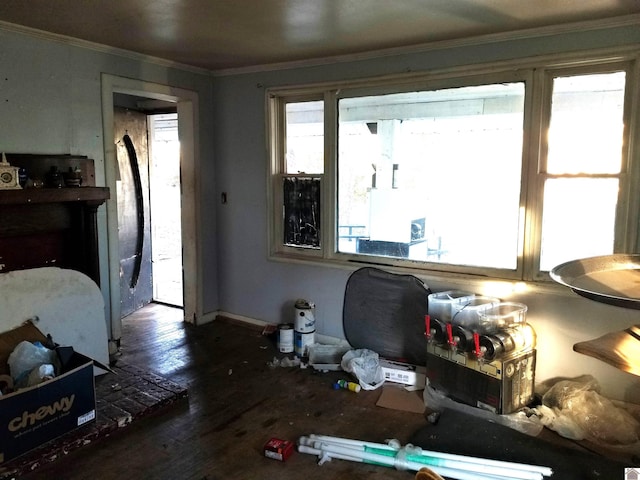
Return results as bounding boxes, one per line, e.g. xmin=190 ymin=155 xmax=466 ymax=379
xmin=267 ymin=356 xmax=301 ymax=368
xmin=333 ymin=379 xmax=361 ymax=393
xmin=532 ymin=374 xmax=640 ymax=448
xmin=376 ymin=385 xmax=425 ymax=414
xmin=264 ymin=437 xmax=295 ymax=461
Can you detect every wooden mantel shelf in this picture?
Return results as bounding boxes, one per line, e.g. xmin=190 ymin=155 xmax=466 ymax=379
xmin=0 ymin=187 xmax=110 ymax=205
xmin=0 ymin=186 xmax=110 ymax=285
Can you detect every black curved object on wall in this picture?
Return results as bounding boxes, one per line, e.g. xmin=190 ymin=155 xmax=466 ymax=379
xmin=123 ymin=134 xmax=144 ymax=289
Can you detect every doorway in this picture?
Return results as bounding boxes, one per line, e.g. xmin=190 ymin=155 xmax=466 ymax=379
xmin=148 ymin=113 xmax=183 ymax=307
xmin=101 ymin=74 xmax=200 ymax=350
xmin=114 ymin=105 xmax=183 ymax=317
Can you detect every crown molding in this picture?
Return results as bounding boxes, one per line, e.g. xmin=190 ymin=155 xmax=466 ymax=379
xmin=213 ymin=14 xmax=640 ymax=77
xmin=0 ymin=20 xmax=212 ymax=76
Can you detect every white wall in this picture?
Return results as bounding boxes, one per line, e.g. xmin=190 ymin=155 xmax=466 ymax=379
xmin=212 ymin=24 xmax=640 ymax=402
xmin=0 ymin=27 xmax=218 ymax=328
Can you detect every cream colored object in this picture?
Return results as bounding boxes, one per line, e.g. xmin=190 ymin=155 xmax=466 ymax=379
xmin=0 ymin=267 xmax=109 ymax=372
xmin=415 ymin=467 xmax=445 ymax=480
xmin=574 ymin=325 xmax=640 ymax=376
xmin=0 ymin=153 xmax=21 ymax=190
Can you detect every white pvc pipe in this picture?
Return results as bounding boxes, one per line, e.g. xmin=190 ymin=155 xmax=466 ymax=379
xmin=304 ymin=434 xmax=552 ymax=477
xmin=413 ymin=445 xmax=552 ymax=477
xmin=310 ymin=441 xmax=527 ymax=480
xmin=314 ymin=442 xmax=542 ymax=480
xmin=298 ymin=444 xmax=363 ymax=463
xmin=315 ymin=441 xmax=542 ymax=480
xmin=307 ymin=434 xmax=395 ymax=450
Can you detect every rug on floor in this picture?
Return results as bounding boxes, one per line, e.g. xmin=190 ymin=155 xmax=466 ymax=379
xmin=0 ymin=361 xmax=188 ymax=479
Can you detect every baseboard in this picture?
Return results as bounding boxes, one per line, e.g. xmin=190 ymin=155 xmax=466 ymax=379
xmin=215 ymin=310 xmax=348 ymax=346
xmin=197 ymin=310 xmax=219 ymax=325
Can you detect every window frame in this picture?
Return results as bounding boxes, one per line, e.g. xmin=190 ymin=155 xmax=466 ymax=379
xmin=528 ymin=61 xmax=637 ymax=280
xmin=266 ymin=49 xmax=640 ymax=283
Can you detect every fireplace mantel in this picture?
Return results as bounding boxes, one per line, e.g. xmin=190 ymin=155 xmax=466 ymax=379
xmin=0 ymin=187 xmax=109 ymax=206
xmin=0 ymin=187 xmax=110 ymax=285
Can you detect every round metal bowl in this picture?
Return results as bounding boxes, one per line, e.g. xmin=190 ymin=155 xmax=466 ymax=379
xmin=550 ymin=254 xmax=640 ymax=310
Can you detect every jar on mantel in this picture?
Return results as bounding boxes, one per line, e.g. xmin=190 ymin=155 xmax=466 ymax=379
xmin=45 ymin=166 xmax=64 ymax=188
xmin=63 ymin=167 xmax=83 ymax=187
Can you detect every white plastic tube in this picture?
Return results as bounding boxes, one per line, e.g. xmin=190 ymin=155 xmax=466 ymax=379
xmin=305 ymin=434 xmax=552 ymax=477
xmin=309 ymin=441 xmax=516 ymax=480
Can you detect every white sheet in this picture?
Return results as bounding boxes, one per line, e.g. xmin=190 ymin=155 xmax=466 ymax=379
xmin=0 ymin=267 xmax=109 ymax=373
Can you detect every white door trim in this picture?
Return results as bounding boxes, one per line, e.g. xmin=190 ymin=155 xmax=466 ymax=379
xmin=101 ymin=74 xmax=201 ymax=342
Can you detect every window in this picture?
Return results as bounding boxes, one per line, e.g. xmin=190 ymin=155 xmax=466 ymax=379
xmin=337 ymin=82 xmax=525 ymax=271
xmin=267 ymin=54 xmax=639 ymax=282
xmin=539 ymin=71 xmax=626 ymax=271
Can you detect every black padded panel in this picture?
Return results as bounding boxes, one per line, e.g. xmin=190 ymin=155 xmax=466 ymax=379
xmin=342 ymin=267 xmax=431 ymax=365
xmin=409 ymin=408 xmax=627 ymax=480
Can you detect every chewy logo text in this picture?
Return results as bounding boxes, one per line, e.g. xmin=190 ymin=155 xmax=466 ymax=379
xmin=8 ymin=395 xmax=75 ymax=432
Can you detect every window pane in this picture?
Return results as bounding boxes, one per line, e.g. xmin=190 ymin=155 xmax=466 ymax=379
xmin=547 ymin=72 xmax=625 ymax=174
xmin=338 ymin=83 xmax=525 ymax=269
xmin=540 ymin=178 xmax=618 ymax=271
xmin=286 ymin=101 xmax=324 ymax=174
xmin=283 ymin=176 xmax=321 ymax=248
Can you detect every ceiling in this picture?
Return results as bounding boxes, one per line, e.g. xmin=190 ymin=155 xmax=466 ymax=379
xmin=1 ymin=0 xmax=639 ymax=72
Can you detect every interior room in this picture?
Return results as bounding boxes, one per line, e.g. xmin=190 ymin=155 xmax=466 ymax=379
xmin=0 ymin=2 xmax=639 ymax=479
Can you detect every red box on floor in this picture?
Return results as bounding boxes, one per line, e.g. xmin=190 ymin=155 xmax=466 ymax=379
xmin=264 ymin=437 xmax=294 ymax=461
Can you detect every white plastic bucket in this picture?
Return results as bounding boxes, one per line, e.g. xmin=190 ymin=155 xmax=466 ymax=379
xmin=294 ymin=299 xmax=316 ymax=333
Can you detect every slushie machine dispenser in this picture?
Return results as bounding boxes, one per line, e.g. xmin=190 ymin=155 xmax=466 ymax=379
xmin=425 ymin=291 xmax=536 ymax=414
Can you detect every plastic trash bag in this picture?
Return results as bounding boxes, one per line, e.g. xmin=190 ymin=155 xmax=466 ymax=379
xmin=534 ymin=375 xmax=640 ymax=445
xmin=26 ymin=363 xmax=56 ymax=387
xmin=341 ymin=348 xmax=385 ymax=390
xmin=8 ymin=341 xmax=59 ymax=388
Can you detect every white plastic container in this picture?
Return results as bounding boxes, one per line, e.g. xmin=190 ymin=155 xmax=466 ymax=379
xmin=477 ymin=302 xmax=528 ymax=333
xmin=294 ymin=299 xmax=316 ymax=333
xmin=308 ymin=344 xmax=352 ymax=371
xmin=450 ymin=296 xmax=500 ymax=331
xmin=427 ymin=290 xmax=476 ymax=322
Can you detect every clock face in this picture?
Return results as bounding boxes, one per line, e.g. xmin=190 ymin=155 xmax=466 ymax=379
xmin=0 ymin=165 xmax=20 ymax=189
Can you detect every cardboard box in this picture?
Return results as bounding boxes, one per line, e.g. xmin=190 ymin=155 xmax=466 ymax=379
xmin=0 ymin=321 xmax=96 ymax=463
xmin=380 ymin=358 xmax=426 ymax=387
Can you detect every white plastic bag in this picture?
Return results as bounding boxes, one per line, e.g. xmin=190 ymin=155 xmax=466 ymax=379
xmin=341 ymin=348 xmax=385 ymax=390
xmin=8 ymin=341 xmax=59 ymax=388
xmin=534 ymin=375 xmax=640 ymax=445
xmin=26 ymin=364 xmax=56 ymax=387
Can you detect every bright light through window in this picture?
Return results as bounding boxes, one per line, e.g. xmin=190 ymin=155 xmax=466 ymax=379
xmin=540 ymin=71 xmax=625 ymax=270
xmin=337 ymin=84 xmax=525 ymax=269
xmin=286 ymin=101 xmax=323 ymax=174
xmin=547 ymin=72 xmax=625 ymax=175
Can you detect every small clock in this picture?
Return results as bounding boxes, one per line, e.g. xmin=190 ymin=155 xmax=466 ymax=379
xmin=0 ymin=153 xmax=22 ymax=190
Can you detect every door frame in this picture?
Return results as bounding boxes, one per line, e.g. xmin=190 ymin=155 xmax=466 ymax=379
xmin=101 ymin=74 xmax=201 ymax=343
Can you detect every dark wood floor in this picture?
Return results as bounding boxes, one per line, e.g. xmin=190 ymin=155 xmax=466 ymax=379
xmin=21 ymin=303 xmax=429 ymax=480
xmin=18 ymin=303 xmax=632 ymax=480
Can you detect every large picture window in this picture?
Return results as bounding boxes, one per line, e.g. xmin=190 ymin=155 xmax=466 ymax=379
xmin=337 ymin=83 xmax=525 ymax=270
xmin=267 ymin=54 xmax=638 ymax=282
